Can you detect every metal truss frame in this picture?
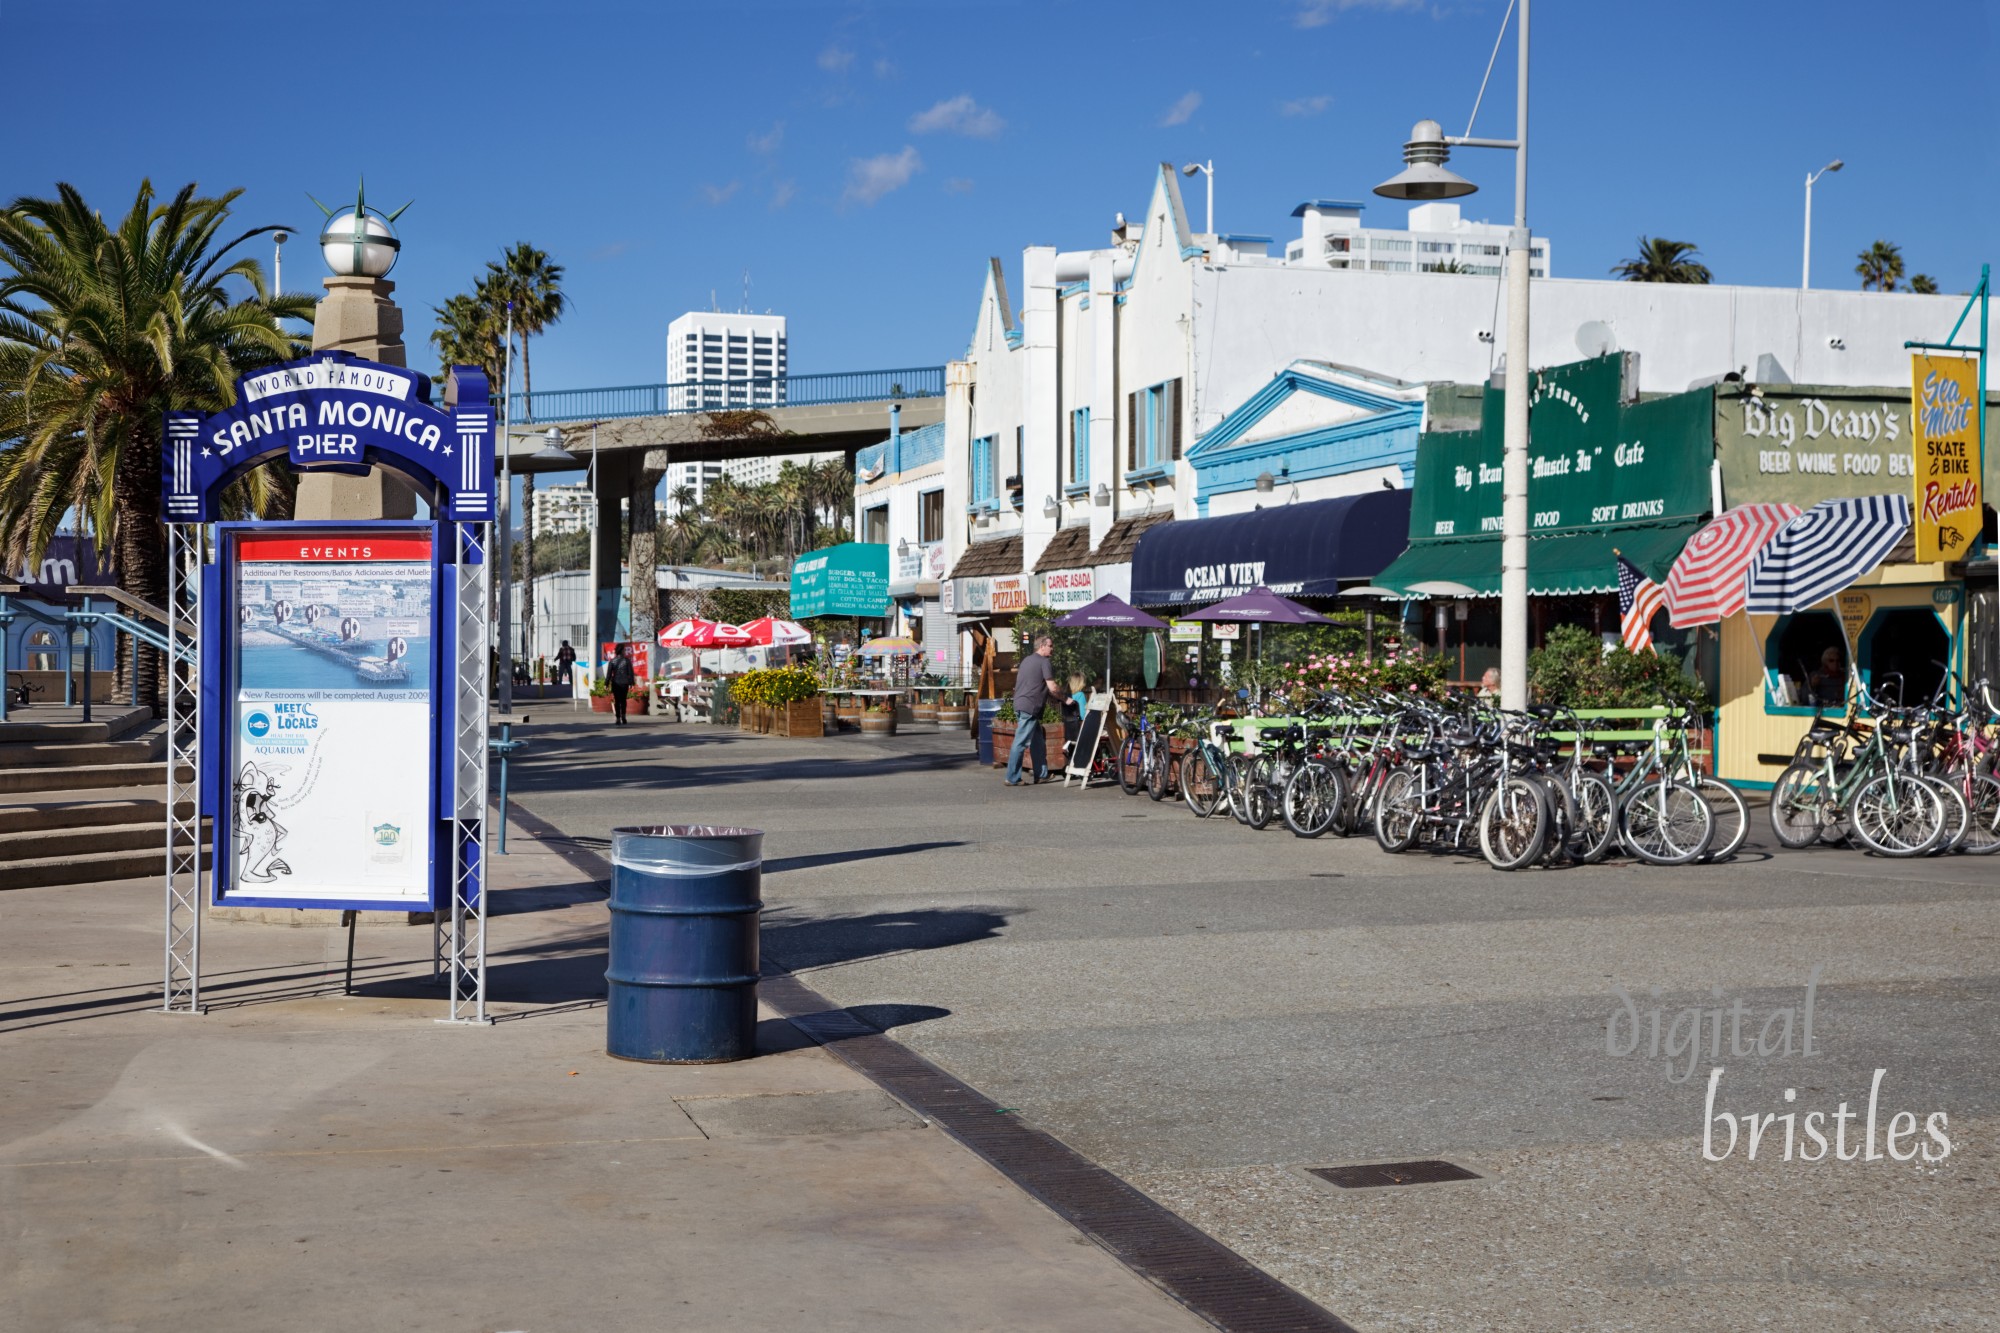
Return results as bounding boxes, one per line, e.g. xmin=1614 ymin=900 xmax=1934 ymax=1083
xmin=438 ymin=519 xmax=493 ymax=1023
xmin=162 ymin=522 xmax=205 ymax=1013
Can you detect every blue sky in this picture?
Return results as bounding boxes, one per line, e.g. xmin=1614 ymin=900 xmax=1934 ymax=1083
xmin=7 ymin=0 xmax=1995 ymax=401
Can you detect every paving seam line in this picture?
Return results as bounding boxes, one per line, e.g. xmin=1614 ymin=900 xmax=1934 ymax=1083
xmin=506 ymin=797 xmax=1359 ymax=1333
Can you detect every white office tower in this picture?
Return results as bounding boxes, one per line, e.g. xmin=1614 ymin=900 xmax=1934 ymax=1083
xmin=529 ymin=482 xmax=594 ymax=538
xmin=666 ymin=311 xmax=788 ymax=411
xmin=663 ymin=460 xmax=726 ymax=516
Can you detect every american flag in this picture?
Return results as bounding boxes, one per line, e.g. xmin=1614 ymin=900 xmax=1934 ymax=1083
xmin=1617 ymin=553 xmax=1666 ymax=653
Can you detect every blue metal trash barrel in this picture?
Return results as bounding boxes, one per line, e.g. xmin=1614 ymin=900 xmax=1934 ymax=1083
xmin=606 ymin=825 xmax=763 ymax=1063
xmin=977 ymin=698 xmax=1004 ymax=764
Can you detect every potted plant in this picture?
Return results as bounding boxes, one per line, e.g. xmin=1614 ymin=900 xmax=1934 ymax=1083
xmin=858 ymin=699 xmax=897 ymax=736
xmin=587 ymin=678 xmax=649 ymax=715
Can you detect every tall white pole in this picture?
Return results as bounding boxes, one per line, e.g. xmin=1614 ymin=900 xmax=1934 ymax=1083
xmin=1498 ymin=0 xmax=1532 ymax=712
xmin=1802 ymin=172 xmax=1814 ymax=288
xmin=1205 ymin=163 xmax=1214 ymax=236
xmin=497 ymin=305 xmax=515 ymax=715
xmin=587 ymin=424 xmax=599 ymax=679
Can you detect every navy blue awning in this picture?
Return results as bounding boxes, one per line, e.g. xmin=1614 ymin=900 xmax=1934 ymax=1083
xmin=1130 ymin=489 xmax=1412 ymax=606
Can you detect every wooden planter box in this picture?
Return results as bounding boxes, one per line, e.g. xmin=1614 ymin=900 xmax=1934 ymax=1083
xmin=776 ymin=699 xmax=825 ymax=737
xmin=990 ymin=720 xmax=1063 ymax=768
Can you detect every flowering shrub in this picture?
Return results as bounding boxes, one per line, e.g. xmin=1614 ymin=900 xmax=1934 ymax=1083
xmin=731 ymin=664 xmax=821 ymax=706
xmin=1275 ymin=637 xmax=1447 ymax=708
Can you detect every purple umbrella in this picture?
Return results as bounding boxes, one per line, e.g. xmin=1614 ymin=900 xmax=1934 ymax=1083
xmin=1180 ymin=586 xmax=1331 ymax=624
xmin=1053 ymin=595 xmax=1167 ymax=692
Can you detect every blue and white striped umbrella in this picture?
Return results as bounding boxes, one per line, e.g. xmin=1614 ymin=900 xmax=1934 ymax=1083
xmin=1744 ymin=494 xmax=1911 ymax=615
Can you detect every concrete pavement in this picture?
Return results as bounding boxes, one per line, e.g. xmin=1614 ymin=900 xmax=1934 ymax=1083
xmin=0 ymin=811 xmax=1206 ymax=1333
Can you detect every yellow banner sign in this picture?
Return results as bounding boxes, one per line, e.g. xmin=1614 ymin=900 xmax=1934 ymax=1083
xmin=1910 ymin=354 xmax=1982 ymax=562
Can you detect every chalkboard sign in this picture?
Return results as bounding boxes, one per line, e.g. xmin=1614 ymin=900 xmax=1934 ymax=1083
xmin=1063 ymin=692 xmax=1115 ymax=788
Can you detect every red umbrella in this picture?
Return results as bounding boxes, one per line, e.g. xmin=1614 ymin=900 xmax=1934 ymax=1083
xmin=682 ymin=620 xmax=754 ymax=648
xmin=1665 ymin=503 xmax=1801 ymax=627
xmin=741 ymin=616 xmax=813 ymax=647
xmin=658 ymin=617 xmax=713 ymax=647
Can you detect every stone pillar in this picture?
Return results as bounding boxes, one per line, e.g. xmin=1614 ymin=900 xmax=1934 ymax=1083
xmin=294 ymin=274 xmax=421 ymax=520
xmin=594 ymin=459 xmax=630 ymax=650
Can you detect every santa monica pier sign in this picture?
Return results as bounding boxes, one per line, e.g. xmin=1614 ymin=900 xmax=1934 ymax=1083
xmin=159 ymin=351 xmax=497 ymax=1021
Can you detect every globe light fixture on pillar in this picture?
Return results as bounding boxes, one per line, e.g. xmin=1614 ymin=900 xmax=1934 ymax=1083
xmin=1375 ymin=0 xmax=1531 ymax=710
xmin=295 ymin=179 xmax=420 ymax=522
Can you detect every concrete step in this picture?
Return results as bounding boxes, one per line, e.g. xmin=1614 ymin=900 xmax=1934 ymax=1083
xmin=0 ymin=789 xmax=190 ymax=835
xmin=0 ymin=705 xmax=154 ymax=746
xmin=0 ymin=760 xmax=184 ymax=795
xmin=0 ymin=732 xmax=165 ymax=770
xmin=0 ymin=818 xmax=207 ymax=861
xmin=2 ymin=842 xmax=212 ymax=890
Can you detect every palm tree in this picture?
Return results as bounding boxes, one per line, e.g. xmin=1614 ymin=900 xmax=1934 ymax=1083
xmin=1611 ymin=237 xmax=1712 ymax=284
xmin=488 ymin=243 xmax=565 ymax=418
xmin=429 ymin=283 xmax=507 ymax=390
xmin=0 ymin=181 xmax=309 ymax=703
xmin=1856 ymin=240 xmax=1904 ymax=292
xmin=1909 ymin=273 xmax=1939 ymax=295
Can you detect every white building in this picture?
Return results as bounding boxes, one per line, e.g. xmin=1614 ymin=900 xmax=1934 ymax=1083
xmin=934 ymin=161 xmax=1970 ymax=610
xmin=529 ymin=481 xmax=593 ymax=538
xmin=1283 ymin=199 xmax=1548 ymax=277
xmin=666 ymin=310 xmax=787 ymax=410
xmin=663 ymin=460 xmax=725 ymax=516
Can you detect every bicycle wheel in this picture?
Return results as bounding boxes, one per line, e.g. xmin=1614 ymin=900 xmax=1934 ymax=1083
xmin=1619 ymin=777 xmax=1714 ymax=866
xmin=1567 ymin=771 xmax=1618 ymax=864
xmin=1959 ymin=774 xmax=2000 ymax=855
xmin=1282 ymin=761 xmax=1345 ymax=839
xmin=1116 ymin=735 xmax=1144 ymax=795
xmin=1924 ymin=774 xmax=1969 ymax=854
xmin=1245 ymin=768 xmax=1275 ymax=831
xmin=1182 ymin=750 xmax=1223 ymax=818
xmin=1478 ymin=777 xmax=1550 ymax=871
xmin=1770 ymin=763 xmax=1837 ymax=848
xmin=1848 ymin=772 xmax=1942 ymax=857
xmin=1696 ymin=776 xmax=1749 ymax=862
xmin=1147 ymin=746 xmax=1174 ymax=801
xmin=1374 ymin=768 xmax=1424 ymax=853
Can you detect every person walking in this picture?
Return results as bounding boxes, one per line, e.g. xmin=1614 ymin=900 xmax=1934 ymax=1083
xmin=606 ymin=644 xmax=637 ymax=726
xmin=555 ymin=639 xmax=577 ymax=687
xmin=1006 ymin=634 xmax=1061 ymax=786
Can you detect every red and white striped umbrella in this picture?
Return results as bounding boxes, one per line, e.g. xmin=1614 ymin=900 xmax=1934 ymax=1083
xmin=740 ymin=616 xmax=813 ymax=647
xmin=1664 ymin=503 xmax=1801 ymax=627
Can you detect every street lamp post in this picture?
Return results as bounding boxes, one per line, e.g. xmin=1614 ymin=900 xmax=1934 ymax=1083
xmin=1374 ymin=0 xmax=1531 ymax=711
xmin=273 ymin=230 xmax=287 ymax=295
xmin=1181 ymin=161 xmax=1214 ymax=234
xmin=1802 ymin=159 xmax=1843 ymax=288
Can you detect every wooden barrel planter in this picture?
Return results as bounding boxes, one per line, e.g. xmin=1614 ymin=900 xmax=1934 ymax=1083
xmin=937 ymin=704 xmax=969 ymax=731
xmin=858 ymin=711 xmax=897 ymax=737
xmin=909 ymin=702 xmax=938 ymax=725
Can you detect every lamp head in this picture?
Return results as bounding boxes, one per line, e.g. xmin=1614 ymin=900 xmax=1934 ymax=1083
xmin=1181 ymin=162 xmax=1200 ymax=177
xmin=1373 ymin=119 xmax=1478 ymax=202
xmin=1825 ymin=159 xmax=1844 ymax=173
xmin=527 ymin=425 xmax=578 ymax=467
xmin=1255 ymin=471 xmax=1276 ymax=493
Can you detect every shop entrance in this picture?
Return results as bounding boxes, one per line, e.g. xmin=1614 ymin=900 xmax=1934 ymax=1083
xmin=1768 ymin=611 xmax=1848 ymax=708
xmin=1861 ymin=609 xmax=1949 ymax=707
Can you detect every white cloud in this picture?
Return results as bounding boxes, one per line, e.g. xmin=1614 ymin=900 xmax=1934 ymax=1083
xmin=908 ymin=94 xmax=1005 ymax=139
xmin=699 ymin=181 xmax=740 ymax=206
xmin=843 ymin=147 xmax=922 ymax=206
xmin=818 ymin=45 xmax=854 ymax=72
xmin=1280 ymin=94 xmax=1333 ymax=116
xmin=1159 ymin=91 xmax=1202 ymax=127
xmin=769 ymin=179 xmax=797 ymax=211
xmin=747 ymin=122 xmax=784 ymax=155
xmin=1295 ymin=0 xmax=1421 ymax=28
xmin=873 ymin=57 xmax=896 ymax=79
xmin=944 ymin=177 xmax=975 ymax=195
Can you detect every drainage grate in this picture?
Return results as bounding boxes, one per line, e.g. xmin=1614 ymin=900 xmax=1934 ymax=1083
xmin=1308 ymin=1160 xmax=1481 ymax=1189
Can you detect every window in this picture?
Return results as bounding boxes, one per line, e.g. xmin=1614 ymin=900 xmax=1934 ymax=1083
xmin=971 ymin=434 xmax=997 ymax=504
xmin=1069 ymin=407 xmax=1090 ymax=486
xmin=1767 ymin=612 xmax=1846 ymax=710
xmin=1125 ymin=378 xmax=1182 ymax=473
xmin=919 ymin=489 xmax=944 ymax=542
xmin=25 ymin=629 xmax=56 ymax=671
xmin=1419 ymin=241 xmax=1455 ymax=254
xmin=862 ymin=504 xmax=889 ymax=545
xmin=1372 ymin=237 xmax=1412 ymax=253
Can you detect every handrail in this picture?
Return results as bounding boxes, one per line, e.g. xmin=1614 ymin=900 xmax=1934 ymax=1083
xmin=66 ymin=585 xmax=195 ymax=640
xmin=508 ymin=365 xmax=948 ymax=425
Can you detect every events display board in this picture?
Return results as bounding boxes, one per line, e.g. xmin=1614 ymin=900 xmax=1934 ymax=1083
xmin=220 ymin=527 xmax=439 ymax=909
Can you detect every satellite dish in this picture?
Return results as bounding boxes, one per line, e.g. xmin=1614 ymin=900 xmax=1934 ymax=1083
xmin=1576 ymin=321 xmax=1618 ymax=358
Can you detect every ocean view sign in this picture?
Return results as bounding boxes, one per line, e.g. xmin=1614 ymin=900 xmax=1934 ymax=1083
xmin=220 ymin=525 xmax=439 ymax=910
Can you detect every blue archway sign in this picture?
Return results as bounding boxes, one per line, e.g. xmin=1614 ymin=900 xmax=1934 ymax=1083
xmin=163 ymin=351 xmax=493 ymax=521
xmin=157 ymin=352 xmax=497 ymax=1023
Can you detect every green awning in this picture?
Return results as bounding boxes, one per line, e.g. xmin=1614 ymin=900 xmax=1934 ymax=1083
xmin=1374 ymin=519 xmax=1700 ymax=598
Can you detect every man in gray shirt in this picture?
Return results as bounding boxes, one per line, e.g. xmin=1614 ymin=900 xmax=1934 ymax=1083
xmin=1006 ymin=634 xmax=1061 ymax=785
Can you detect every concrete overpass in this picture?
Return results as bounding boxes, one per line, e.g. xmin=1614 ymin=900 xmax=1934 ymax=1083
xmin=496 ymin=366 xmax=945 ymax=649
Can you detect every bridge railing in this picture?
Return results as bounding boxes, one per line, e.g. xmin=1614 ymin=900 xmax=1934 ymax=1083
xmin=509 ymin=366 xmax=946 ymax=424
